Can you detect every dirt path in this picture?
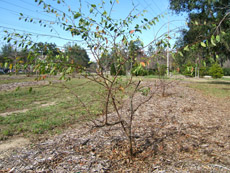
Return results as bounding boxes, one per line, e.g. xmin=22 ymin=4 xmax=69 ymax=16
xmin=0 ymin=81 xmax=230 ymax=172
xmin=0 ymin=101 xmax=56 ymax=117
xmin=0 ymin=75 xmax=63 ymax=91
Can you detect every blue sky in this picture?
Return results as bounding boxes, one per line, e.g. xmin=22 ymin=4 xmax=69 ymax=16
xmin=0 ymin=0 xmax=187 ymax=54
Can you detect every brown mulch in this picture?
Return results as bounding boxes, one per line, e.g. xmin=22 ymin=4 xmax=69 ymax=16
xmin=0 ymin=81 xmax=230 ymax=172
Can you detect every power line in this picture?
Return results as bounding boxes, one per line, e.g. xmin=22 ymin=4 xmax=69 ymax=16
xmin=135 ymin=0 xmax=157 ymax=17
xmin=0 ymin=0 xmax=55 ymax=19
xmin=143 ymin=0 xmax=168 ymax=24
xmin=1 ymin=0 xmax=38 ymax=14
xmin=143 ymin=0 xmax=158 ymax=16
xmin=0 ymin=4 xmax=67 ymax=37
xmin=0 ymin=6 xmax=20 ymax=15
xmin=0 ymin=25 xmax=85 ymax=43
xmin=19 ymin=0 xmax=40 ymax=7
xmin=151 ymin=0 xmax=163 ymax=14
xmin=0 ymin=6 xmax=64 ymax=27
xmin=0 ymin=21 xmax=50 ymax=35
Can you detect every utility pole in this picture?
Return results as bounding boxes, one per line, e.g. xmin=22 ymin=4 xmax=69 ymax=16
xmin=166 ymin=15 xmax=170 ymax=76
xmin=14 ymin=45 xmax=17 ymax=75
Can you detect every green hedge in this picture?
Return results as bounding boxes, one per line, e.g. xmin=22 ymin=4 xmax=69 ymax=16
xmin=199 ymin=66 xmax=209 ymax=77
xmin=110 ymin=63 xmax=126 ymax=76
xmin=131 ymin=64 xmax=148 ymax=76
xmin=209 ymin=63 xmax=224 ymax=79
xmin=223 ymin=68 xmax=230 ymax=76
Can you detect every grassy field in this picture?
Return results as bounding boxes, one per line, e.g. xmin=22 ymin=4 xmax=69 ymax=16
xmin=0 ymin=76 xmax=104 ymax=140
xmin=144 ymin=75 xmax=230 ymax=99
xmin=0 ymin=75 xmax=36 ymax=85
xmin=185 ymin=79 xmax=230 ymax=99
xmin=0 ymin=75 xmax=229 ymax=141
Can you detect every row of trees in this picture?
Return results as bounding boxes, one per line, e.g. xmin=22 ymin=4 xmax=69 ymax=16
xmin=1 ymin=40 xmax=173 ymax=76
xmin=0 ymin=42 xmax=90 ymax=74
xmin=1 ymin=40 xmax=227 ymax=78
xmin=2 ymin=1 xmax=230 ymax=78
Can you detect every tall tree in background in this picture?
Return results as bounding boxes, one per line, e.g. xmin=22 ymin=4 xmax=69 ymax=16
xmin=0 ymin=44 xmax=14 ymax=64
xmin=170 ymin=0 xmax=230 ymax=66
xmin=64 ymin=43 xmax=90 ymax=68
xmin=32 ymin=42 xmax=59 ymax=57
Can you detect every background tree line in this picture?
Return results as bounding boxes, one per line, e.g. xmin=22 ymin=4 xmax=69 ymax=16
xmin=1 ymin=0 xmax=230 ymax=77
xmin=0 ymin=42 xmax=90 ymax=74
xmin=170 ymin=0 xmax=230 ymax=77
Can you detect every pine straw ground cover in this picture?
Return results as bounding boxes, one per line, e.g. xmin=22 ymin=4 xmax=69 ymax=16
xmin=0 ymin=80 xmax=230 ymax=172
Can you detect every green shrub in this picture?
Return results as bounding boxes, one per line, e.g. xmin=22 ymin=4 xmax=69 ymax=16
xmin=110 ymin=63 xmax=116 ymax=76
xmin=110 ymin=63 xmax=126 ymax=76
xmin=157 ymin=64 xmax=167 ymax=77
xmin=131 ymin=64 xmax=148 ymax=76
xmin=209 ymin=63 xmax=224 ymax=79
xmin=181 ymin=63 xmax=195 ymax=77
xmin=117 ymin=65 xmax=126 ymax=75
xmin=199 ymin=66 xmax=209 ymax=77
xmin=223 ymin=68 xmax=230 ymax=76
xmin=147 ymin=69 xmax=157 ymax=75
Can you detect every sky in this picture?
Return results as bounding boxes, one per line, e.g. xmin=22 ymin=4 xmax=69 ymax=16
xmin=0 ymin=0 xmax=188 ymax=56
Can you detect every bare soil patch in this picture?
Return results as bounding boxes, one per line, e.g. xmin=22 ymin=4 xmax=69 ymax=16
xmin=0 ymin=109 xmax=29 ymax=117
xmin=0 ymin=81 xmax=49 ymax=91
xmin=0 ymin=81 xmax=229 ymax=172
xmin=0 ymin=75 xmax=62 ymax=91
xmin=0 ymin=102 xmax=56 ymax=117
xmin=0 ymin=137 xmax=30 ymax=159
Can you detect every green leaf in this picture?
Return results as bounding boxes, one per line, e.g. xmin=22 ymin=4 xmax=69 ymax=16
xmin=200 ymin=42 xmax=206 ymax=47
xmin=122 ymin=36 xmax=127 ymax=45
xmin=221 ymin=31 xmax=226 ymax=35
xmin=66 ymin=67 xmax=72 ymax=73
xmin=216 ymin=35 xmax=220 ymax=43
xmin=4 ymin=62 xmax=8 ymax=68
xmin=203 ymin=61 xmax=206 ymax=67
xmin=178 ymin=51 xmax=183 ymax=57
xmin=91 ymin=4 xmax=96 ymax=8
xmin=50 ymin=67 xmax=56 ymax=74
xmin=211 ymin=35 xmax=216 ymax=46
xmin=184 ymin=45 xmax=189 ymax=51
xmin=15 ymin=86 xmax=20 ymax=91
xmin=172 ymin=53 xmax=175 ymax=60
xmin=7 ymin=38 xmax=11 ymax=43
xmin=38 ymin=0 xmax=43 ymax=5
xmin=102 ymin=11 xmax=107 ymax=16
xmin=29 ymin=87 xmax=33 ymax=93
xmin=74 ymin=12 xmax=81 ymax=19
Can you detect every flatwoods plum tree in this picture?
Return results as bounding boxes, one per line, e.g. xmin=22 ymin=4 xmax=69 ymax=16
xmin=3 ymin=0 xmax=180 ymax=158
